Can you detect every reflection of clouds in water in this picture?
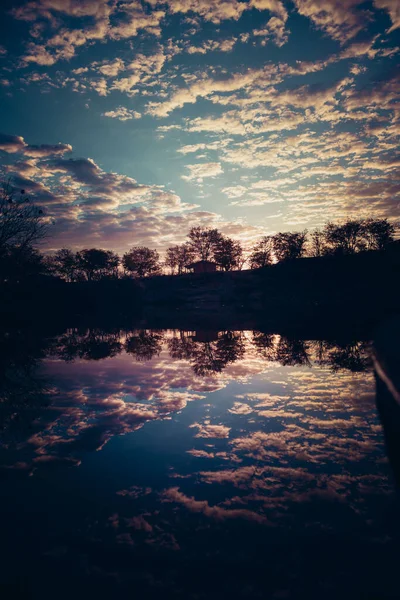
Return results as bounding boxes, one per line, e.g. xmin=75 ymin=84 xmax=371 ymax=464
xmin=101 ymin=358 xmax=392 ymax=558
xmin=228 ymin=402 xmax=253 ymax=415
xmin=163 ymin=364 xmax=391 ymax=531
xmin=190 ymin=421 xmax=231 ymax=438
xmin=2 ymin=330 xmax=378 ymax=495
xmin=161 ymin=487 xmax=269 ymax=524
xmin=2 ymin=328 xmax=398 ymax=600
xmin=5 ymin=332 xmax=273 ymax=472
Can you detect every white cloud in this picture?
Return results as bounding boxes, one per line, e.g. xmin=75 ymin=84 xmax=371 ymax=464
xmin=182 ymin=162 xmax=224 ymax=181
xmin=102 ymin=107 xmax=142 ymax=121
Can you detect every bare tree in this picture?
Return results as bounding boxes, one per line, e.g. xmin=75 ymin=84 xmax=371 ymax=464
xmin=309 ymin=228 xmax=326 ymax=257
xmin=249 ymin=236 xmax=273 ymax=269
xmin=187 ymin=226 xmax=223 ymax=261
xmin=272 ymin=230 xmax=308 ymax=262
xmin=0 ymin=180 xmax=48 ymax=255
xmin=123 ymin=247 xmax=161 ymax=278
xmin=213 ymin=236 xmax=243 ymax=271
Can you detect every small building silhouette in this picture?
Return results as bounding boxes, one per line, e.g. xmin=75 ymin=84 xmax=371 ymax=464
xmin=186 ymin=260 xmax=217 ymax=274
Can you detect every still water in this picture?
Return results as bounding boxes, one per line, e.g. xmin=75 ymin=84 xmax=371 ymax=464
xmin=0 ymin=328 xmax=399 ymax=599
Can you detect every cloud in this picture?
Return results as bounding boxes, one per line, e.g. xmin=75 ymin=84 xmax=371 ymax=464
xmin=159 ymin=0 xmax=248 ymax=24
xmin=90 ymin=78 xmax=108 ymax=96
xmin=292 ymin=0 xmax=370 ymax=43
xmin=374 ymin=0 xmax=400 ymax=32
xmin=102 ymin=107 xmax=142 ymax=121
xmin=15 ymin=1 xmax=163 ymax=66
xmin=162 ymin=487 xmax=268 ymax=523
xmin=343 ymin=70 xmax=400 ymax=110
xmin=11 ymin=0 xmax=111 ymax=21
xmin=0 ymin=133 xmax=72 ymax=157
xmin=1 ymin=132 xmax=263 ymax=253
xmin=182 ymin=162 xmax=223 ymax=181
xmin=24 ymin=143 xmax=73 ymax=157
xmin=189 ymin=422 xmax=231 ymax=438
xmin=186 ymin=38 xmax=237 ymax=54
xmin=249 ymin=0 xmax=288 ymax=20
xmin=0 ymin=133 xmax=26 ymax=153
xmin=47 ymin=157 xmax=103 ymax=184
xmin=110 ymin=74 xmax=140 ymax=96
xmin=96 ymin=58 xmax=125 ymax=77
xmin=146 ymin=67 xmax=276 ymax=116
xmin=249 ymin=0 xmax=289 ymax=46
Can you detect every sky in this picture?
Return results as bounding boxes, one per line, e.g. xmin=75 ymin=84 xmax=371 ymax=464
xmin=0 ymin=0 xmax=399 ymax=254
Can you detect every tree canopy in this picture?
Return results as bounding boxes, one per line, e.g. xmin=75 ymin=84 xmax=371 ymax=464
xmin=123 ymin=246 xmax=161 ymax=278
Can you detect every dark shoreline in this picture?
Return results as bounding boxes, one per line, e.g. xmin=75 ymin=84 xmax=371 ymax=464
xmin=1 ymin=247 xmax=399 ymax=338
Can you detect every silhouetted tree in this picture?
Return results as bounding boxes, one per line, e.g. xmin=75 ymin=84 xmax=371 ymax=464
xmin=249 ymin=236 xmax=273 ymax=269
xmin=188 ymin=226 xmax=223 ymax=261
xmin=363 ymin=218 xmax=396 ymax=251
xmin=125 ymin=331 xmax=164 ymax=361
xmin=0 ymin=180 xmax=49 ymax=284
xmin=47 ymin=248 xmax=80 ymax=282
xmin=123 ymin=247 xmax=161 ymax=278
xmin=76 ymin=248 xmax=120 ymax=281
xmin=0 ymin=244 xmax=45 ymax=284
xmin=322 ymin=220 xmax=365 ymax=255
xmin=165 ymin=243 xmax=196 ymax=274
xmin=0 ymin=180 xmax=48 ymax=256
xmin=213 ymin=236 xmax=243 ymax=271
xmin=309 ymin=228 xmax=326 ymax=257
xmin=272 ymin=231 xmax=308 ymax=262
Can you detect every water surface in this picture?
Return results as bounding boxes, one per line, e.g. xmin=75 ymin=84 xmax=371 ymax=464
xmin=0 ymin=328 xmax=399 ymax=599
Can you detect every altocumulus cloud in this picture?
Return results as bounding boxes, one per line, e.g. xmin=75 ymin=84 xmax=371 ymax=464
xmin=1 ymin=132 xmax=263 ymax=254
xmin=0 ymin=0 xmax=399 ymax=234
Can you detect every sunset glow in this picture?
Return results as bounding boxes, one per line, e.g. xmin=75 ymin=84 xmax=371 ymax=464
xmin=0 ymin=0 xmax=399 ymax=254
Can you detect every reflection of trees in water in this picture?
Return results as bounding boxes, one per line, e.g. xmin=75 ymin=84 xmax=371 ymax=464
xmin=46 ymin=328 xmax=371 ymax=373
xmin=0 ymin=326 xmax=372 ymax=438
xmin=251 ymin=332 xmax=276 ymax=361
xmin=252 ymin=333 xmax=370 ymax=372
xmin=125 ymin=331 xmax=164 ymax=362
xmin=314 ymin=340 xmax=371 ymax=372
xmin=252 ymin=332 xmax=311 ymax=366
xmin=275 ymin=338 xmax=311 ymax=367
xmin=167 ymin=331 xmax=245 ymax=376
xmin=168 ymin=334 xmax=195 ymax=361
xmin=51 ymin=328 xmax=123 ymax=361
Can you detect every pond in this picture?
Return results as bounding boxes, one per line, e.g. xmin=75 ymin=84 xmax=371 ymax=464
xmin=0 ymin=328 xmax=399 ymax=599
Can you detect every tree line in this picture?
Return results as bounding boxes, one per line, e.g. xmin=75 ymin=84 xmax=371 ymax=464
xmin=48 ymin=328 xmax=371 ymax=374
xmin=0 ymin=179 xmax=398 ymax=284
xmin=45 ymin=220 xmax=398 ymax=282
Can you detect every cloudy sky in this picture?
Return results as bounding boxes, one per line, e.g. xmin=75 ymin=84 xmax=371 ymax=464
xmin=0 ymin=0 xmax=399 ymax=253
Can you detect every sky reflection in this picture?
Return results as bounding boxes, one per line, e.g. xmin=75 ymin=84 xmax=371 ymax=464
xmin=0 ymin=327 xmax=398 ymax=599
